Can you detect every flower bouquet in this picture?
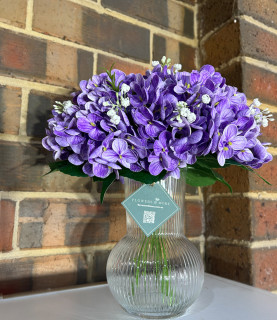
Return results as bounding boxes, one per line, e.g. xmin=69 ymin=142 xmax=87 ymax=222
xmin=42 ymin=57 xmax=273 ymax=319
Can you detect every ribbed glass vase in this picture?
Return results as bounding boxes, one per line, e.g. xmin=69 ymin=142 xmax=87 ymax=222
xmin=106 ymin=177 xmax=204 ymax=319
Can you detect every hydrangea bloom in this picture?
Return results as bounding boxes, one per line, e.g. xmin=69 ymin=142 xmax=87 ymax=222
xmin=43 ymin=57 xmax=273 ymax=183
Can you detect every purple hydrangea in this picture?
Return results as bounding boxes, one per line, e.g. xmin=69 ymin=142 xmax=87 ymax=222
xmin=42 ymin=57 xmax=274 ymax=179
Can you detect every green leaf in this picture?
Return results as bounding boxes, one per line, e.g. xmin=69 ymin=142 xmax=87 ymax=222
xmin=93 ymin=172 xmax=116 ymax=203
xmin=196 ymin=155 xmax=230 ymax=169
xmin=225 ymin=159 xmax=271 ymax=185
xmin=46 ymin=160 xmax=88 ymax=177
xmin=119 ymin=168 xmax=167 ymax=185
xmin=211 ymin=169 xmax=233 ymax=193
xmin=185 ymin=165 xmax=217 ymax=187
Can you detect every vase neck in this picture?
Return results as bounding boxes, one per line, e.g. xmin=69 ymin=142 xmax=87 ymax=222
xmin=124 ymin=177 xmax=185 ymax=237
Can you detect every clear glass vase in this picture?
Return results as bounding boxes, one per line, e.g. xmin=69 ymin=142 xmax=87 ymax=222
xmin=106 ymin=177 xmax=204 ymax=319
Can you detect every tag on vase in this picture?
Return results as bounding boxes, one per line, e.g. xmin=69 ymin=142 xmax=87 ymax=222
xmin=121 ymin=183 xmax=180 ymax=237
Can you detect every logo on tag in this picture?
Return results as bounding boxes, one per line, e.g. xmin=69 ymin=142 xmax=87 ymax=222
xmin=121 ymin=183 xmax=180 ymax=237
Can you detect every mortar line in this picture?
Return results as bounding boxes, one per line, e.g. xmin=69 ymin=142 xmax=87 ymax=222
xmin=194 ymin=3 xmax=200 ymax=69
xmin=25 ymin=0 xmax=34 ymax=31
xmin=199 ymin=16 xmax=236 ymax=45
xmin=1 ymin=191 xmax=96 ymax=202
xmin=19 ymin=88 xmax=30 ymax=136
xmin=0 ymin=75 xmax=70 ymax=94
xmin=207 ymin=236 xmax=277 ymax=249
xmin=0 ymin=243 xmax=117 ymax=260
xmin=11 ymin=200 xmax=20 ymax=250
xmin=216 ymin=54 xmax=277 ymax=78
xmin=246 ymin=99 xmax=277 ymax=112
xmin=149 ymin=29 xmax=154 ymax=63
xmin=215 ymin=56 xmax=242 ymax=71
xmin=268 ymin=147 xmax=277 ymax=156
xmin=243 ymin=56 xmax=277 ymax=74
xmin=207 ymin=192 xmax=277 ymax=201
xmin=93 ymin=52 xmax=98 ymax=74
xmin=168 ymin=0 xmax=195 ymax=10
xmin=188 ymin=235 xmax=205 ymax=242
xmin=0 ymin=134 xmax=43 ymax=144
xmin=241 ymin=15 xmax=277 ymax=37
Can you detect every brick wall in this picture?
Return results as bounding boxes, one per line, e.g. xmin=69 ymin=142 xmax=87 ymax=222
xmin=0 ymin=0 xmax=203 ymax=295
xmin=199 ymin=0 xmax=277 ymax=294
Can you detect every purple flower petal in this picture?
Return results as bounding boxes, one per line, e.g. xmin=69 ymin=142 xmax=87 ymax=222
xmin=112 ymin=139 xmax=128 ymax=154
xmin=222 ymin=124 xmax=238 ymax=140
xmin=93 ymin=162 xmax=110 ymax=178
xmin=149 ymin=160 xmax=163 ymax=176
xmin=82 ymin=162 xmax=93 ymax=176
xmin=68 ymin=154 xmax=84 ymax=165
xmin=236 ymin=149 xmax=254 ymax=162
xmin=217 ymin=151 xmax=226 ymax=166
xmin=88 ymin=127 xmax=106 ymax=141
xmin=77 ymin=117 xmax=92 ymax=133
xmin=230 ymin=136 xmax=247 ymax=150
xmin=102 ymin=149 xmax=119 ymax=162
xmin=122 ymin=149 xmax=137 ymax=163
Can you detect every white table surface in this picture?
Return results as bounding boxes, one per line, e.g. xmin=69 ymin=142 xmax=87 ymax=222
xmin=1 ymin=273 xmax=277 ymax=320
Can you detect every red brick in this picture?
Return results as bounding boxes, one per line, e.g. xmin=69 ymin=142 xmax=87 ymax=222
xmin=206 ymin=242 xmax=252 ymax=285
xmin=260 ymin=112 xmax=277 ymax=147
xmin=185 ymin=200 xmax=203 ymax=237
xmin=19 ymin=199 xmax=48 ymax=217
xmin=102 ymin=0 xmax=194 ymax=38
xmin=0 ymin=258 xmax=33 ymax=295
xmin=206 ymin=197 xmax=251 ymax=240
xmin=67 ymin=201 xmax=109 ymax=218
xmin=46 ymin=42 xmax=94 ymax=88
xmin=0 ymin=86 xmax=21 ymax=135
xmin=65 ymin=221 xmax=109 ymax=246
xmin=92 ymin=250 xmax=110 ymax=282
xmin=0 ymin=29 xmax=46 ymax=80
xmin=209 ymin=154 xmax=275 ymax=194
xmin=238 ymin=0 xmax=277 ymax=29
xmin=18 ymin=222 xmax=43 ymax=248
xmin=153 ymin=35 xmax=197 ymax=71
xmin=32 ymin=254 xmax=87 ymax=290
xmin=0 ymin=28 xmax=92 ymax=88
xmin=252 ymin=200 xmax=277 ymax=240
xmin=242 ymin=62 xmax=277 ymax=106
xmin=19 ymin=198 xmax=112 ymax=248
xmin=210 ymin=165 xmax=250 ymax=193
xmin=109 ymin=202 xmax=126 ymax=242
xmin=252 ymin=248 xmax=277 ymax=291
xmin=42 ymin=201 xmax=67 ymax=247
xmin=97 ymin=55 xmax=147 ymax=76
xmin=201 ymin=20 xmax=240 ymax=67
xmin=198 ymin=0 xmax=235 ymax=37
xmin=249 ymin=156 xmax=277 ymax=192
xmin=33 ymin=0 xmax=83 ymax=42
xmin=241 ymin=20 xmax=277 ymax=66
xmin=0 ymin=0 xmax=27 ymax=28
xmin=0 ymin=141 xmax=92 ymax=193
xmin=27 ymin=90 xmax=69 ymax=138
xmin=77 ymin=49 xmax=94 ymax=83
xmin=0 ymin=200 xmax=15 ymax=252
xmin=33 ymin=0 xmax=150 ymax=62
xmin=220 ymin=61 xmax=243 ymax=90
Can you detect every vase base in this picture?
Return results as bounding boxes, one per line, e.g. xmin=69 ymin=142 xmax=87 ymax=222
xmin=122 ymin=306 xmax=187 ymax=319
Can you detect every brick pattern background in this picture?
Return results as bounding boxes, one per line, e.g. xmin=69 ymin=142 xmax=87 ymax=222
xmin=1 ymin=0 xmax=276 ymax=297
xmin=0 ymin=0 xmax=201 ymax=296
xmin=199 ymin=0 xmax=277 ymax=293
